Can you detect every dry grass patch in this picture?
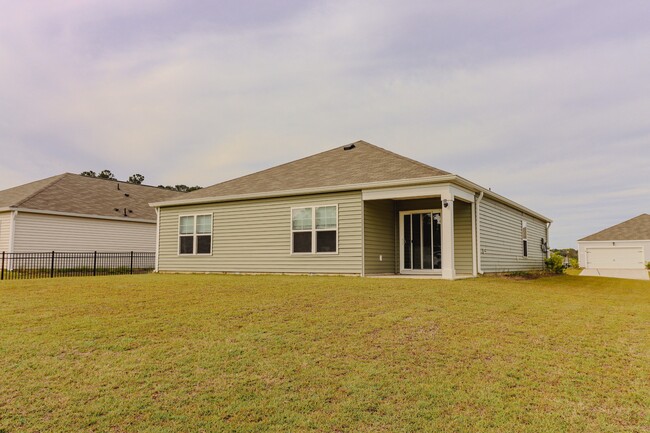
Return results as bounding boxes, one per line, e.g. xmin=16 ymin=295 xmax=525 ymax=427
xmin=1 ymin=274 xmax=648 ymax=432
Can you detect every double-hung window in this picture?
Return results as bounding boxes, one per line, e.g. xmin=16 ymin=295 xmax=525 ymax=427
xmin=291 ymin=205 xmax=337 ymax=254
xmin=521 ymin=220 xmax=528 ymax=257
xmin=179 ymin=214 xmax=212 ymax=255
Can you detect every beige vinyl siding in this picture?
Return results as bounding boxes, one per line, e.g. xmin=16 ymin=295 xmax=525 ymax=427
xmin=0 ymin=212 xmax=11 ymax=252
xmin=453 ymin=200 xmax=473 ymax=275
xmin=479 ymin=197 xmax=547 ymax=272
xmin=12 ymin=212 xmax=156 ymax=253
xmin=363 ymin=200 xmax=396 ymax=275
xmin=158 ymin=191 xmax=363 ymax=274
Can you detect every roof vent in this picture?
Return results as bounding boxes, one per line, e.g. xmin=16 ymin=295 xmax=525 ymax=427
xmin=343 ymin=144 xmax=356 ymax=151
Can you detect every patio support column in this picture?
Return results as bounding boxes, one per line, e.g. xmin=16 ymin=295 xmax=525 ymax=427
xmin=441 ymin=192 xmax=455 ymax=280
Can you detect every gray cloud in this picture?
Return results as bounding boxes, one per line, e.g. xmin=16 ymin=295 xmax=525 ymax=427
xmin=0 ymin=0 xmax=648 ymax=247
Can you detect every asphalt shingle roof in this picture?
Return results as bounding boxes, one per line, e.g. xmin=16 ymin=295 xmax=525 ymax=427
xmin=579 ymin=214 xmax=650 ymax=241
xmin=186 ymin=140 xmax=450 ymax=200
xmin=0 ymin=173 xmax=185 ymax=221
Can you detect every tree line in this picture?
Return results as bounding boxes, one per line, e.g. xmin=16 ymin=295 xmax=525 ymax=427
xmin=80 ymin=170 xmax=202 ymax=192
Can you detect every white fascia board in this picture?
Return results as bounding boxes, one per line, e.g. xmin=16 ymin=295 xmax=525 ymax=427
xmin=6 ymin=207 xmax=155 ymax=224
xmin=150 ymin=175 xmax=459 ymax=208
xmin=449 ymin=185 xmax=475 ymax=202
xmin=150 ymin=173 xmax=552 ymax=223
xmin=362 ymin=183 xmax=473 ymax=202
xmin=362 ymin=183 xmax=453 ymax=201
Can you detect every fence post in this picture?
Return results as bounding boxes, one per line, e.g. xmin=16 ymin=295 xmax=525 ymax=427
xmin=93 ymin=251 xmax=97 ymax=276
xmin=130 ymin=251 xmax=134 ymax=275
xmin=1 ymin=251 xmax=4 ymax=280
xmin=50 ymin=251 xmax=55 ymax=278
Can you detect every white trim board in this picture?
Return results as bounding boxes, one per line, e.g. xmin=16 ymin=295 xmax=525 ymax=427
xmin=150 ymin=175 xmax=551 ymax=224
xmin=361 ymin=183 xmax=475 ymax=203
xmin=0 ymin=208 xmax=155 ymax=224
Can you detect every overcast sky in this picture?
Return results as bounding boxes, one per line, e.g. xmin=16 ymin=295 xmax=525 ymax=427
xmin=1 ymin=0 xmax=648 ymax=248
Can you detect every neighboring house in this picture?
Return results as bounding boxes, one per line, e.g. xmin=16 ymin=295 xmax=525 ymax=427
xmin=578 ymin=214 xmax=650 ymax=270
xmin=0 ymin=173 xmax=185 ymax=253
xmin=151 ymin=141 xmax=552 ymax=279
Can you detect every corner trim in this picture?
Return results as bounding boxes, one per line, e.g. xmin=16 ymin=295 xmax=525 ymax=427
xmin=8 ymin=210 xmax=17 ymax=253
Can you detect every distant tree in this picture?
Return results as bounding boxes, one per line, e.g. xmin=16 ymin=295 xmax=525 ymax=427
xmin=81 ymin=169 xmax=201 ymax=191
xmin=157 ymin=184 xmax=203 ymax=192
xmin=97 ymin=170 xmax=116 ymax=180
xmin=128 ymin=174 xmax=145 ymax=185
xmin=550 ymin=248 xmax=578 ymax=260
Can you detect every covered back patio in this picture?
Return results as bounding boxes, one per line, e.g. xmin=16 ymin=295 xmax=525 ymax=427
xmin=362 ymin=183 xmax=476 ymax=279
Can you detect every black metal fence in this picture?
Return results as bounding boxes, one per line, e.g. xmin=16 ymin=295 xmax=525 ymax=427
xmin=0 ymin=251 xmax=155 ymax=280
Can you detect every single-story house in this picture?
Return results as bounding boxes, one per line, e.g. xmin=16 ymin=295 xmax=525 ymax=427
xmin=0 ymin=173 xmax=184 ymax=253
xmin=578 ymin=214 xmax=650 ymax=269
xmin=151 ymin=141 xmax=552 ymax=279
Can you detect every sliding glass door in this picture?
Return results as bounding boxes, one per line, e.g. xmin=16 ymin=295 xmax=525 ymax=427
xmin=401 ymin=210 xmax=441 ymax=273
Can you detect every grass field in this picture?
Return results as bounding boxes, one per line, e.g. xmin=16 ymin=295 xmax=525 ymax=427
xmin=1 ymin=273 xmax=648 ymax=432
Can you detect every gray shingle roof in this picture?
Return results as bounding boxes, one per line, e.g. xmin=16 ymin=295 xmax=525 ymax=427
xmin=579 ymin=214 xmax=650 ymax=241
xmin=186 ymin=140 xmax=450 ymax=200
xmin=0 ymin=173 xmax=185 ymax=221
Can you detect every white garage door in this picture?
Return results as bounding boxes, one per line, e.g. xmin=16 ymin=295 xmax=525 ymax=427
xmin=585 ymin=247 xmax=644 ymax=269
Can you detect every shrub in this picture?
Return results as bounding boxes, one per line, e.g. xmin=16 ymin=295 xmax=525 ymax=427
xmin=646 ymin=262 xmax=650 ymax=270
xmin=545 ymin=253 xmax=565 ymax=274
xmin=569 ymin=258 xmax=579 ymax=269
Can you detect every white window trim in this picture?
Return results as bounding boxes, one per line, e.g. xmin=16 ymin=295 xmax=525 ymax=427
xmin=290 ymin=204 xmax=339 ymax=255
xmin=399 ymin=208 xmax=443 ymax=274
xmin=178 ymin=213 xmax=213 ymax=256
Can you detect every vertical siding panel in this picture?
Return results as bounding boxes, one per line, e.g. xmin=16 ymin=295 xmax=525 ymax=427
xmin=13 ymin=212 xmax=156 ymax=252
xmin=158 ymin=191 xmax=363 ymax=274
xmin=479 ymin=197 xmax=547 ymax=272
xmin=363 ymin=200 xmax=396 ymax=274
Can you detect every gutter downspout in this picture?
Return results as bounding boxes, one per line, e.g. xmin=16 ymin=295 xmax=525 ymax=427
xmin=475 ymin=192 xmax=484 ymax=275
xmin=546 ymin=221 xmax=552 ymax=259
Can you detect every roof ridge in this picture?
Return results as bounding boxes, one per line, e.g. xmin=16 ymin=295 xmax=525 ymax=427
xmin=14 ymin=174 xmax=67 ymax=207
xmin=356 ymin=140 xmax=450 ymax=175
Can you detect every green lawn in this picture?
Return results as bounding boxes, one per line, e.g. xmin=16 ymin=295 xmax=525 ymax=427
xmin=1 ymin=274 xmax=648 ymax=432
